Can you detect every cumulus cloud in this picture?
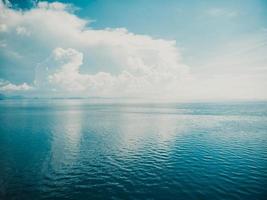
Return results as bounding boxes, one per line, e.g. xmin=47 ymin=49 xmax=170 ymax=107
xmin=0 ymin=1 xmax=266 ymax=100
xmin=35 ymin=46 xmax=190 ymax=98
xmin=0 ymin=80 xmax=33 ymax=91
xmin=0 ymin=1 xmax=191 ymax=99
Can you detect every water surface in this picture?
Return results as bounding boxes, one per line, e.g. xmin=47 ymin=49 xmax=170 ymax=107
xmin=0 ymin=100 xmax=267 ymax=199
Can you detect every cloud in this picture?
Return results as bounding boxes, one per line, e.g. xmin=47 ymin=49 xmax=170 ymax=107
xmin=0 ymin=1 xmax=191 ymax=99
xmin=37 ymin=1 xmax=70 ymax=10
xmin=0 ymin=23 xmax=7 ymax=32
xmin=0 ymin=1 xmax=266 ymax=100
xmin=16 ymin=26 xmax=31 ymax=36
xmin=35 ymin=46 xmax=191 ymax=98
xmin=0 ymin=79 xmax=33 ymax=91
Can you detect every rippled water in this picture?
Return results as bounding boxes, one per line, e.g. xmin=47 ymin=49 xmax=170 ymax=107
xmin=0 ymin=100 xmax=267 ymax=200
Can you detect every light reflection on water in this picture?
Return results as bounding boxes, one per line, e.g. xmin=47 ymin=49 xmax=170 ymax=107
xmin=45 ymin=109 xmax=83 ymax=171
xmin=0 ymin=100 xmax=267 ymax=200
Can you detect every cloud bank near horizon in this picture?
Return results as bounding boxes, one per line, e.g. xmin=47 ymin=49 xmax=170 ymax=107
xmin=0 ymin=1 xmax=191 ymax=99
xmin=0 ymin=1 xmax=266 ymax=100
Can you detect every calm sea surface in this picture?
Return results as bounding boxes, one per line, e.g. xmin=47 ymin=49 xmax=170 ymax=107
xmin=0 ymin=100 xmax=266 ymax=200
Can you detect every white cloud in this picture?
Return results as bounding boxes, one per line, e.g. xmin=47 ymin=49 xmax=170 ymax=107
xmin=0 ymin=80 xmax=33 ymax=91
xmin=16 ymin=26 xmax=31 ymax=36
xmin=0 ymin=23 xmax=7 ymax=32
xmin=35 ymin=47 xmax=191 ymax=98
xmin=0 ymin=1 xmax=191 ymax=99
xmin=37 ymin=1 xmax=68 ymax=10
xmin=0 ymin=1 xmax=266 ymax=100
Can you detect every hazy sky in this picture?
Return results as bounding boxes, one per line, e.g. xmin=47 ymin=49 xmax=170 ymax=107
xmin=0 ymin=0 xmax=266 ymax=100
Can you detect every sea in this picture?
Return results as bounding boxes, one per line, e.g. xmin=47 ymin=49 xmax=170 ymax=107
xmin=0 ymin=99 xmax=266 ymax=200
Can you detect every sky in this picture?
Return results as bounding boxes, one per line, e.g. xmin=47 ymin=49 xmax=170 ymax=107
xmin=0 ymin=0 xmax=266 ymax=101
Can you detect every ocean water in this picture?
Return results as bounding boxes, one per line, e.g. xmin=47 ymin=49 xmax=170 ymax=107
xmin=0 ymin=100 xmax=266 ymax=200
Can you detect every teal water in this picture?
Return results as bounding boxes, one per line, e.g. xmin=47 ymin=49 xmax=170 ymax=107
xmin=0 ymin=100 xmax=267 ymax=200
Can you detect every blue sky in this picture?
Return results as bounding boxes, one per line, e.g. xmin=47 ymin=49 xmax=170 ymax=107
xmin=20 ymin=1 xmax=267 ymax=54
xmin=11 ymin=0 xmax=266 ymax=64
xmin=0 ymin=0 xmax=267 ymax=100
